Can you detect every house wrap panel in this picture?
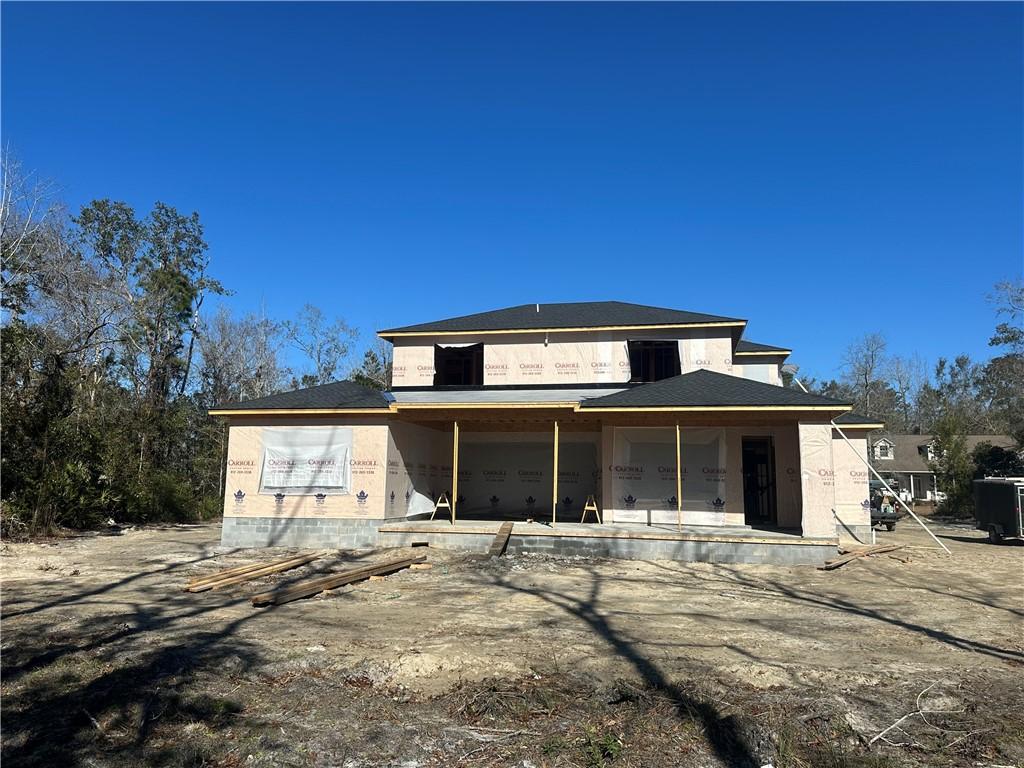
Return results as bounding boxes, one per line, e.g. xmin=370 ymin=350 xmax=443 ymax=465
xmin=798 ymin=423 xmax=836 ymax=538
xmin=832 ymin=432 xmax=871 ymax=531
xmin=223 ymin=423 xmax=389 ymax=519
xmin=385 ymin=422 xmax=449 ymax=519
xmin=392 ymin=329 xmax=736 ymax=387
xmin=607 ymin=427 xmax=741 ymax=526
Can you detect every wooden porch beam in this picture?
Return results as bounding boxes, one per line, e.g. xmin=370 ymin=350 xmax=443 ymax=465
xmin=676 ymin=422 xmax=682 ymax=532
xmin=452 ymin=420 xmax=459 ymax=524
xmin=551 ymin=420 xmax=560 ymax=525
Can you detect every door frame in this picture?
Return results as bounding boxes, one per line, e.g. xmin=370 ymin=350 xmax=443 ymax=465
xmin=742 ymin=435 xmax=778 ymax=525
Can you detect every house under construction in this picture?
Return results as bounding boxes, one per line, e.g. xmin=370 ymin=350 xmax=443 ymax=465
xmin=211 ymin=302 xmax=881 ymax=564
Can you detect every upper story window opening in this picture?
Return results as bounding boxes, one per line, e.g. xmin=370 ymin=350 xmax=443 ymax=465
xmin=628 ymin=340 xmax=681 ymax=383
xmin=434 ymin=344 xmax=483 ymax=386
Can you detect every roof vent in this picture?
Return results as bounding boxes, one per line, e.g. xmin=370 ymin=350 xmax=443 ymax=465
xmin=535 ymin=303 xmax=540 ymax=313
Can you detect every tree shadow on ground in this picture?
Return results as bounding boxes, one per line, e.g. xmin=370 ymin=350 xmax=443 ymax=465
xmin=2 ymin=598 xmax=263 ymax=767
xmin=2 ymin=538 xmax=228 ymax=619
xmin=938 ymin=533 xmax=1024 ymax=546
xmin=1 ymin=542 xmax=389 ymax=767
xmin=475 ymin=562 xmax=764 ymax=768
xmin=636 ymin=558 xmax=1024 ymax=663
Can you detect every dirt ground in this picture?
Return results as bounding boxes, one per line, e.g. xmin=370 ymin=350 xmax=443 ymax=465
xmin=2 ymin=520 xmax=1021 ymax=768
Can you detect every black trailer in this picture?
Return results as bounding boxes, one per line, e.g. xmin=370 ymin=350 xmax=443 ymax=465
xmin=973 ymin=477 xmax=1024 ymax=544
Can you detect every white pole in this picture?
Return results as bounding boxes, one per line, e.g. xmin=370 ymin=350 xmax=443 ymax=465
xmin=790 ymin=375 xmax=952 ymax=555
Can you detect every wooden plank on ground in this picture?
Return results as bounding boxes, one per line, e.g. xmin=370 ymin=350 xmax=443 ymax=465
xmin=187 ymin=552 xmax=326 ymax=592
xmin=186 ymin=551 xmax=325 ymax=588
xmin=818 ymin=544 xmax=904 ymax=571
xmin=251 ymin=555 xmax=427 ymax=607
xmin=488 ymin=522 xmax=514 ymax=558
xmin=187 ymin=561 xmax=275 ymax=589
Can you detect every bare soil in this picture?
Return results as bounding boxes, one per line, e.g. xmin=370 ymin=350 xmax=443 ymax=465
xmin=2 ymin=520 xmax=1021 ymax=767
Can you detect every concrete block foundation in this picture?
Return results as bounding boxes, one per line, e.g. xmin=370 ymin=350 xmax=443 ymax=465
xmin=221 ymin=517 xmax=383 ymax=549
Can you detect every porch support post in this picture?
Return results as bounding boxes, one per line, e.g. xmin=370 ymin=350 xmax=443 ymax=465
xmin=675 ymin=423 xmax=682 ymax=531
xmin=451 ymin=420 xmax=459 ymax=524
xmin=552 ymin=420 xmax=559 ymax=525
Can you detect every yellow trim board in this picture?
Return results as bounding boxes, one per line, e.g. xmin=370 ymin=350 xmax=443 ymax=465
xmin=734 ymin=350 xmax=791 ymax=357
xmin=207 ymin=408 xmax=390 ymax=416
xmin=211 ymin=402 xmax=853 ymax=416
xmin=833 ymin=422 xmax=885 ymax=430
xmin=392 ymin=401 xmax=580 ymax=410
xmin=575 ymin=404 xmax=851 ymax=413
xmin=378 ymin=320 xmax=746 ymax=338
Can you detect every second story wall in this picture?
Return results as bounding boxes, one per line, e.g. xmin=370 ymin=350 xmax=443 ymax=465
xmin=732 ymin=356 xmax=783 ymax=386
xmin=390 ymin=328 xmax=738 ymax=387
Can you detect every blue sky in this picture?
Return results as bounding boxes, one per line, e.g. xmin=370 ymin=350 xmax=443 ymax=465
xmin=4 ymin=2 xmax=1022 ymax=380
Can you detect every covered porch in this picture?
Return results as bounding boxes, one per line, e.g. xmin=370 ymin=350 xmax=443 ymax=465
xmin=384 ymin=400 xmax=846 ymax=542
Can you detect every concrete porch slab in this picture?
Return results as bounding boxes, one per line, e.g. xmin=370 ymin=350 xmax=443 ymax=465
xmin=378 ymin=519 xmax=837 ymax=564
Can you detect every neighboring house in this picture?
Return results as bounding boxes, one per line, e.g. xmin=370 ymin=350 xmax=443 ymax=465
xmin=870 ymin=434 xmax=1018 ymax=501
xmin=210 ymin=301 xmax=882 ymax=562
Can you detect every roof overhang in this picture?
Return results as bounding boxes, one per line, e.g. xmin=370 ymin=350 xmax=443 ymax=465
xmin=733 ymin=350 xmax=791 ymax=357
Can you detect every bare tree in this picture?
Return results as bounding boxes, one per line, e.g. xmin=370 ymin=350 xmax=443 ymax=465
xmin=889 ymin=354 xmax=925 ymax=432
xmin=199 ymin=305 xmax=289 ymax=405
xmin=841 ymin=332 xmax=888 ymax=417
xmin=283 ymin=304 xmax=358 ymax=387
xmin=1 ymin=148 xmax=70 ymax=317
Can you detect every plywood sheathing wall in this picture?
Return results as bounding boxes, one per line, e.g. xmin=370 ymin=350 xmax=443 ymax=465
xmin=832 ymin=430 xmax=871 ymax=529
xmin=390 ymin=329 xmax=736 ymax=387
xmin=223 ymin=417 xmax=390 ymax=520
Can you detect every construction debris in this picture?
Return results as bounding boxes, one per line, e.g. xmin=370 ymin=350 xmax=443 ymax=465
xmin=251 ymin=555 xmax=427 ymax=607
xmin=185 ymin=551 xmax=326 ymax=592
xmin=488 ymin=522 xmax=514 ymax=558
xmin=818 ymin=544 xmax=905 ymax=571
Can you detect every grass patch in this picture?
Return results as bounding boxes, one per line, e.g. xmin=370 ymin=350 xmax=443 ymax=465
xmin=581 ymin=726 xmax=623 ymax=767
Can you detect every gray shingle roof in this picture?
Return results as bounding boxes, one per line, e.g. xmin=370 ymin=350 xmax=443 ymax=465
xmin=834 ymin=412 xmax=883 ymax=426
xmin=213 ymin=380 xmax=391 ymax=411
xmin=578 ymin=369 xmax=851 ymax=409
xmin=871 ymin=434 xmax=1016 ymax=473
xmin=378 ymin=301 xmax=744 ymax=335
xmin=735 ymin=339 xmax=791 ymax=354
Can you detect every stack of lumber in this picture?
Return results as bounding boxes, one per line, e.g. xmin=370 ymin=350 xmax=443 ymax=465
xmin=184 ymin=551 xmax=326 ymax=592
xmin=251 ymin=554 xmax=426 ymax=607
xmin=818 ymin=544 xmax=905 ymax=571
